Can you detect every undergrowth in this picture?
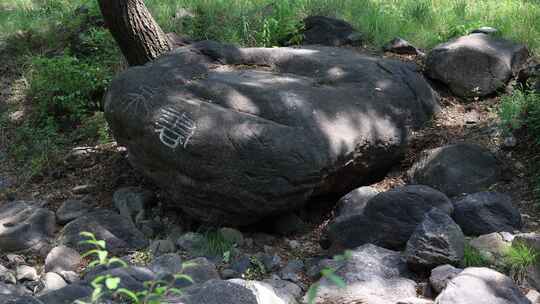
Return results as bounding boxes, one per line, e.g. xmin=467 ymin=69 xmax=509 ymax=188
xmin=462 ymin=244 xmax=491 ymax=268
xmin=503 ymin=242 xmax=539 ymax=284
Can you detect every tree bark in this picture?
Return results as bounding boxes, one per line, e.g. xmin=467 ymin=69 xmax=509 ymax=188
xmin=98 ymin=0 xmax=172 ymax=66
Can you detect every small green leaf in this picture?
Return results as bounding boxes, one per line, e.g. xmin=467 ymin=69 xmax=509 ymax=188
xmin=108 ymin=257 xmax=128 ymax=268
xmin=306 ymin=283 xmax=320 ymax=304
xmin=174 ymin=274 xmax=193 ymax=283
xmin=116 ymin=288 xmax=139 ymax=302
xmin=321 ymin=269 xmax=346 ymax=289
xmin=105 ymin=277 xmax=121 ymax=290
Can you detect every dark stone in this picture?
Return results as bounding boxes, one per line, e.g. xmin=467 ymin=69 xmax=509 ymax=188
xmin=453 ymin=192 xmax=522 ymax=236
xmin=38 ymin=284 xmax=91 ymax=304
xmin=269 ymin=213 xmax=307 ymax=235
xmin=384 ymin=37 xmax=422 ymax=55
xmin=470 ymin=27 xmax=499 ymax=35
xmin=308 ymin=244 xmax=416 ymax=304
xmin=435 ymin=267 xmax=531 ymax=304
xmin=113 ymin=186 xmax=155 ymax=225
xmin=83 ymin=266 xmax=156 ymax=292
xmin=408 ymin=143 xmax=500 ymax=197
xmin=149 ymin=253 xmax=183 ymax=275
xmin=57 ymin=210 xmax=148 ymax=255
xmin=335 ymin=186 xmax=378 ymax=217
xmin=300 ymin=16 xmax=362 ymax=46
xmin=0 ymin=295 xmax=43 ymax=304
xmin=166 ymin=280 xmax=258 ymax=304
xmin=44 ymin=246 xmax=81 ymax=273
xmin=429 ymin=264 xmax=463 ymax=294
xmin=104 ymin=41 xmax=440 ymax=225
xmin=0 ymin=201 xmax=55 ymax=255
xmin=405 ymin=209 xmax=465 ymax=272
xmin=426 ymin=34 xmax=529 ymax=98
xmin=327 ymin=185 xmax=453 ymax=250
xmin=55 ymin=198 xmax=92 ymax=225
xmin=176 ymin=257 xmax=220 ymax=288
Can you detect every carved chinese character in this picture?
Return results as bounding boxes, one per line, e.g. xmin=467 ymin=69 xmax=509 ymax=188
xmin=155 ymin=107 xmax=196 ymax=149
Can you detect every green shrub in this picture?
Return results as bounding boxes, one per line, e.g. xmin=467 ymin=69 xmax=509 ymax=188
xmin=503 ymin=242 xmax=539 ymax=284
xmin=28 ymin=55 xmax=111 ymax=128
xmin=193 ymin=229 xmax=234 ymax=258
xmin=462 ymin=244 xmax=490 ymax=268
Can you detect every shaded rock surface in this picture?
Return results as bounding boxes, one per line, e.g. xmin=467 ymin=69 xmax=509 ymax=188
xmin=408 ymin=143 xmax=499 ymax=197
xmin=453 ymin=192 xmax=522 ymax=236
xmin=229 ymin=279 xmax=297 ymax=304
xmin=429 ymin=264 xmax=463 ymax=294
xmin=327 ymin=185 xmax=453 ymax=250
xmin=405 ymin=208 xmax=465 ymax=272
xmin=300 ymin=16 xmax=362 ymax=46
xmin=0 ymin=201 xmax=55 ymax=255
xmin=435 ymin=267 xmax=531 ymax=304
xmin=104 ymin=41 xmax=440 ymax=225
xmin=384 ymin=37 xmax=422 ymax=55
xmin=44 ymin=246 xmax=81 ymax=274
xmin=335 ymin=186 xmax=378 ymax=217
xmin=165 ymin=280 xmax=258 ymax=304
xmin=309 ymin=244 xmax=416 ymax=304
xmin=426 ymin=33 xmax=529 ymax=98
xmin=55 ymin=198 xmax=92 ymax=225
xmin=57 ymin=210 xmax=148 ymax=254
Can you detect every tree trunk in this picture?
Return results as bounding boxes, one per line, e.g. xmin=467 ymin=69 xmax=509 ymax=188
xmin=98 ymin=0 xmax=172 ymax=66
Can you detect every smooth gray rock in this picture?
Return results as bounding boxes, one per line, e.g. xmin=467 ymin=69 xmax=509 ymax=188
xmin=384 ymin=37 xmax=422 ymax=55
xmin=469 ymin=232 xmax=512 ymax=263
xmin=38 ymin=284 xmax=91 ymax=304
xmin=165 ymin=280 xmax=258 ymax=304
xmin=429 ymin=264 xmax=463 ymax=294
xmin=0 ymin=266 xmax=16 ymax=285
xmin=16 ymin=266 xmax=38 ymax=282
xmin=409 ymin=143 xmax=500 ymax=197
xmin=405 ymin=208 xmax=465 ymax=272
xmin=177 ymin=257 xmax=220 ymax=288
xmin=83 ymin=266 xmax=156 ymax=292
xmin=104 ymin=41 xmax=440 ymax=225
xmin=470 ymin=27 xmax=499 ymax=35
xmin=176 ymin=232 xmax=203 ymax=252
xmin=426 ymin=34 xmax=529 ymax=98
xmin=57 ymin=210 xmax=148 ymax=255
xmin=327 ymin=185 xmax=453 ymax=250
xmin=308 ymin=244 xmax=416 ymax=304
xmin=454 ymin=192 xmax=522 ymax=236
xmin=300 ymin=16 xmax=362 ymax=46
xmin=513 ymin=232 xmax=540 ymax=251
xmin=434 ymin=267 xmax=531 ymax=304
xmin=0 ymin=295 xmax=43 ymax=304
xmin=0 ymin=283 xmax=28 ymax=296
xmin=335 ymin=186 xmax=379 ymax=217
xmin=148 ymin=239 xmax=176 ymax=256
xmin=38 ymin=273 xmax=67 ymax=295
xmin=113 ymin=187 xmax=154 ymax=225
xmin=262 ymin=279 xmax=302 ymax=302
xmin=230 ymin=279 xmax=297 ymax=304
xmin=149 ymin=253 xmax=183 ymax=275
xmin=279 ymin=260 xmax=304 ymax=283
xmin=55 ymin=198 xmax=92 ymax=225
xmin=44 ymin=246 xmax=81 ymax=274
xmin=0 ymin=202 xmax=55 ymax=255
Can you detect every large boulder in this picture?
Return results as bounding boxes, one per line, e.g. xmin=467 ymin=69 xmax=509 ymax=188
xmin=308 ymin=244 xmax=416 ymax=304
xmin=435 ymin=267 xmax=531 ymax=304
xmin=0 ymin=201 xmax=55 ymax=255
xmin=426 ymin=33 xmax=529 ymax=98
xmin=327 ymin=185 xmax=453 ymax=250
xmin=453 ymin=192 xmax=522 ymax=236
xmin=104 ymin=41 xmax=440 ymax=225
xmin=408 ymin=143 xmax=499 ymax=197
xmin=57 ymin=210 xmax=148 ymax=255
xmin=405 ymin=208 xmax=465 ymax=272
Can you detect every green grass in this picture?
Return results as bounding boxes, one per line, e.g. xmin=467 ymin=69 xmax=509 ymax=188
xmin=193 ymin=230 xmax=235 ymax=258
xmin=462 ymin=244 xmax=491 ymax=268
xmin=503 ymin=242 xmax=539 ymax=284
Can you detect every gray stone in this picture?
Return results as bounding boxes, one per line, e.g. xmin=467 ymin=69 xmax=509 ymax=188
xmin=398 ymin=299 xmax=434 ymax=304
xmin=514 ymin=233 xmax=540 ymax=251
xmin=426 ymin=34 xmax=529 ymax=98
xmin=470 ymin=27 xmax=499 ymax=35
xmin=526 ymin=289 xmax=540 ymax=303
xmin=300 ymin=16 xmax=362 ymax=47
xmin=55 ymin=198 xmax=91 ymax=225
xmin=0 ymin=295 xmax=43 ymax=304
xmin=279 ymin=260 xmax=304 ymax=283
xmin=0 ymin=201 xmax=55 ymax=255
xmin=335 ymin=186 xmax=379 ymax=217
xmin=71 ymin=184 xmax=95 ymax=195
xmin=327 ymin=185 xmax=453 ymax=250
xmin=113 ymin=187 xmax=154 ymax=225
xmin=429 ymin=264 xmax=463 ymax=294
xmin=262 ymin=279 xmax=302 ymax=301
xmin=435 ymin=267 xmax=531 ymax=304
xmin=221 ymin=269 xmax=238 ymax=279
xmin=255 ymin=253 xmax=281 ymax=272
xmin=104 ymin=41 xmax=440 ymax=226
xmin=44 ymin=246 xmax=81 ymax=273
xmin=176 ymin=232 xmax=203 ymax=252
xmin=384 ymin=37 xmax=422 ymax=55
xmin=149 ymin=253 xmax=183 ymax=275
xmin=229 ymin=279 xmax=297 ymax=304
xmin=83 ymin=266 xmax=156 ymax=292
xmin=408 ymin=143 xmax=500 ymax=197
xmin=165 ymin=280 xmax=258 ymax=304
xmin=0 ymin=266 xmax=16 ymax=285
xmin=57 ymin=209 xmax=148 ymax=255
xmin=38 ymin=284 xmax=91 ymax=304
xmin=470 ymin=232 xmax=512 ymax=263
xmin=454 ymin=192 xmax=522 ymax=235
xmin=0 ymin=283 xmax=28 ymax=296
xmin=231 ymin=254 xmax=252 ymax=274
xmin=219 ymin=228 xmax=244 ymax=246
xmin=56 ymin=271 xmax=79 ymax=284
xmin=177 ymin=257 xmax=220 ymax=288
xmin=308 ymin=244 xmax=416 ymax=304
xmin=405 ymin=208 xmax=465 ymax=272
xmin=38 ymin=273 xmax=67 ymax=295
xmin=16 ymin=266 xmax=38 ymax=282
xmin=148 ymin=239 xmax=176 ymax=256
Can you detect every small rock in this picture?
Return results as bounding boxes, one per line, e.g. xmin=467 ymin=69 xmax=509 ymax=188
xmin=221 ymin=268 xmax=238 ymax=279
xmin=219 ymin=228 xmax=244 ymax=246
xmin=38 ymin=283 xmax=91 ymax=304
xmin=231 ymin=254 xmax=252 ymax=274
xmin=149 ymin=253 xmax=183 ymax=275
xmin=286 ymin=239 xmax=301 ymax=250
xmin=429 ymin=264 xmax=463 ymax=294
xmin=262 ymin=278 xmax=303 ymax=301
xmin=397 ymin=298 xmax=434 ymax=304
xmin=470 ymin=232 xmax=512 ymax=263
xmin=39 ymin=272 xmax=68 ymax=295
xmin=503 ymin=136 xmax=518 ymax=148
xmin=0 ymin=265 xmax=16 ymax=284
xmin=6 ymin=254 xmax=24 ymax=265
xmin=279 ymin=260 xmax=304 ymax=283
xmin=255 ymin=253 xmax=281 ymax=272
xmin=229 ymin=279 xmax=297 ymax=304
xmin=470 ymin=26 xmax=499 ymax=35
xmin=454 ymin=192 xmax=522 ymax=235
xmin=514 ymin=233 xmax=540 ymax=251
xmin=57 ymin=271 xmax=79 ymax=284
xmin=176 ymin=232 xmax=203 ymax=252
xmin=148 ymin=239 xmax=176 ymax=257
xmin=55 ymin=197 xmax=92 ymax=225
xmin=335 ymin=186 xmax=379 ymax=217
xmin=113 ymin=187 xmax=155 ymax=225
xmin=72 ymin=184 xmax=95 ymax=195
xmin=45 ymin=246 xmax=81 ymax=273
xmin=16 ymin=265 xmax=39 ymax=282
xmin=0 ymin=282 xmax=29 ymax=296
xmin=300 ymin=16 xmax=362 ymax=47
xmin=405 ymin=208 xmax=465 ymax=272
xmin=177 ymin=257 xmax=220 ymax=288
xmin=383 ymin=37 xmax=421 ymax=55
xmin=526 ymin=289 xmax=540 ymax=303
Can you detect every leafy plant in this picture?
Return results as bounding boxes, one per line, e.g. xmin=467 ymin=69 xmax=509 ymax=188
xmin=79 ymin=231 xmax=127 ymax=269
xmin=462 ymin=244 xmax=490 ymax=268
xmin=306 ymin=251 xmax=350 ymax=304
xmin=193 ymin=229 xmax=235 ymax=258
xmin=503 ymin=242 xmax=539 ymax=284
